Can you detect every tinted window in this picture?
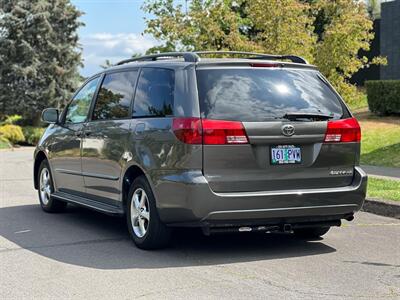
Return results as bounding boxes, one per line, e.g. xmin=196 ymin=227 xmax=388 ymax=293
xmin=196 ymin=68 xmax=343 ymax=122
xmin=133 ymin=68 xmax=174 ymax=117
xmin=92 ymin=71 xmax=138 ymax=120
xmin=65 ymin=77 xmax=100 ymax=124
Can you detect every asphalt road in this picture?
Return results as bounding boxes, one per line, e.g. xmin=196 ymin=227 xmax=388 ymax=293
xmin=1 ymin=148 xmax=399 ymax=299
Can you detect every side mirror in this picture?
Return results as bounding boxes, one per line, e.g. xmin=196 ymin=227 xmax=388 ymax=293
xmin=41 ymin=108 xmax=59 ymax=124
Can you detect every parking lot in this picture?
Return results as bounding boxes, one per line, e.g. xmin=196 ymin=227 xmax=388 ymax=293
xmin=1 ymin=148 xmax=399 ymax=299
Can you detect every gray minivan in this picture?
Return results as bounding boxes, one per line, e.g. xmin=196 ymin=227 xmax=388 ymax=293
xmin=34 ymin=52 xmax=367 ymax=249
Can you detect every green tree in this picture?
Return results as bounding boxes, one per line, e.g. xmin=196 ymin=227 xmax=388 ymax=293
xmin=142 ymin=0 xmax=261 ymax=53
xmin=312 ymin=0 xmax=385 ymax=104
xmin=100 ymin=59 xmax=114 ymax=69
xmin=247 ymin=0 xmax=316 ymax=63
xmin=0 ymin=0 xmax=83 ymax=125
xmin=142 ymin=0 xmax=385 ymax=104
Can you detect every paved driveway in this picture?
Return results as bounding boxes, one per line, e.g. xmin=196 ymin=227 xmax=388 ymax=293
xmin=1 ymin=148 xmax=399 ymax=299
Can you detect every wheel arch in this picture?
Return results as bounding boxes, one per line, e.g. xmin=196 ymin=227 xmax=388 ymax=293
xmin=121 ymin=165 xmax=153 ymax=211
xmin=34 ymin=151 xmax=48 ymax=190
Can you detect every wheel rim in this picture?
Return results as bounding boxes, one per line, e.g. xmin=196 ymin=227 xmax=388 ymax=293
xmin=130 ymin=188 xmax=150 ymax=238
xmin=39 ymin=168 xmax=51 ymax=205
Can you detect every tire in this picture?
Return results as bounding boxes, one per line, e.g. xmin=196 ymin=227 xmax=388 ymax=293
xmin=37 ymin=160 xmax=67 ymax=213
xmin=293 ymin=226 xmax=330 ymax=239
xmin=126 ymin=175 xmax=171 ymax=249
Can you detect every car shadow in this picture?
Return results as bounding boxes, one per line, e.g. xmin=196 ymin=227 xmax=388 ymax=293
xmin=0 ymin=204 xmax=336 ymax=270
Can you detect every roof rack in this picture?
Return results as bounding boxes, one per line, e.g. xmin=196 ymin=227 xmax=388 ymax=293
xmin=115 ymin=51 xmax=308 ymax=66
xmin=115 ymin=52 xmax=199 ymax=65
xmin=194 ymin=51 xmax=308 ymax=64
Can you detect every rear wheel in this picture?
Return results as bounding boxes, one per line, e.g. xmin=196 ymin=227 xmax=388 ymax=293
xmin=37 ymin=160 xmax=67 ymax=213
xmin=126 ymin=176 xmax=171 ymax=249
xmin=293 ymin=227 xmax=330 ymax=239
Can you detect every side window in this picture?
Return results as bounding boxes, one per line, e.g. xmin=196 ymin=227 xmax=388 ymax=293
xmin=92 ymin=71 xmax=138 ymax=120
xmin=133 ymin=68 xmax=174 ymax=117
xmin=65 ymin=77 xmax=100 ymax=124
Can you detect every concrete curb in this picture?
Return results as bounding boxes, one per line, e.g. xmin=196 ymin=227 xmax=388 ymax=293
xmin=362 ymin=198 xmax=400 ymax=219
xmin=0 ymin=146 xmax=35 ymax=152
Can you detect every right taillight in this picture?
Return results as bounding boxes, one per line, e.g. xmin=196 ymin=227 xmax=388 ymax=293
xmin=324 ymin=117 xmax=361 ymax=143
xmin=172 ymin=118 xmax=249 ymax=145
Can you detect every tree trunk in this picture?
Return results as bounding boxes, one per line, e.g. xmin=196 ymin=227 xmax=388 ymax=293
xmin=31 ymin=112 xmax=42 ymax=127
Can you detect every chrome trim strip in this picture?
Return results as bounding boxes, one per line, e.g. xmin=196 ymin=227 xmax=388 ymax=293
xmin=213 ymin=185 xmax=358 ymax=197
xmin=55 ymin=168 xmax=119 ymax=181
xmin=82 ymin=172 xmax=119 ymax=181
xmin=55 ymin=168 xmax=81 ymax=176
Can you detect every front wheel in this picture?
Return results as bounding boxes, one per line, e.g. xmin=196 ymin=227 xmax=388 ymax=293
xmin=126 ymin=176 xmax=171 ymax=249
xmin=293 ymin=227 xmax=330 ymax=239
xmin=37 ymin=160 xmax=67 ymax=213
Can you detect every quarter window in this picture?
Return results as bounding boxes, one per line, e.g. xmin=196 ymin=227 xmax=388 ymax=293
xmin=92 ymin=71 xmax=138 ymax=120
xmin=133 ymin=68 xmax=175 ymax=117
xmin=65 ymin=77 xmax=100 ymax=124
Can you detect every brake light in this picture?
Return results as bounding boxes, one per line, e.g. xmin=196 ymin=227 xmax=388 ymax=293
xmin=324 ymin=118 xmax=361 ymax=143
xmin=249 ymin=63 xmax=279 ymax=68
xmin=172 ymin=118 xmax=202 ymax=144
xmin=202 ymin=119 xmax=248 ymax=144
xmin=172 ymin=118 xmax=249 ymax=145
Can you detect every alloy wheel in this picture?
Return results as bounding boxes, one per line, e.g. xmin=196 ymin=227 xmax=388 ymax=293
xmin=39 ymin=168 xmax=51 ymax=205
xmin=130 ymin=188 xmax=150 ymax=238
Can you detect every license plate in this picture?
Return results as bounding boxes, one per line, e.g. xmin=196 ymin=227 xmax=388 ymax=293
xmin=271 ymin=145 xmax=301 ymax=165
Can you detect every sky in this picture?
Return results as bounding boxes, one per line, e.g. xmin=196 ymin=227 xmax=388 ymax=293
xmin=71 ymin=0 xmax=158 ymax=77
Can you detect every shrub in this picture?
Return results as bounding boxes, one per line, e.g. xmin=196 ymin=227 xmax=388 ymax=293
xmin=0 ymin=134 xmax=11 ymax=149
xmin=22 ymin=126 xmax=45 ymax=145
xmin=0 ymin=124 xmax=25 ymax=144
xmin=0 ymin=114 xmax=22 ymax=125
xmin=365 ymin=80 xmax=400 ymax=115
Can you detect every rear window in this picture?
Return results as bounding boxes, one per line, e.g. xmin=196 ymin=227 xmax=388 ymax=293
xmin=196 ymin=68 xmax=344 ymax=122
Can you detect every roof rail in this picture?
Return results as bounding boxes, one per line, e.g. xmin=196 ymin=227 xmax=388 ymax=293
xmin=115 ymin=52 xmax=200 ymax=65
xmin=194 ymin=51 xmax=308 ymax=64
xmin=115 ymin=51 xmax=308 ymax=66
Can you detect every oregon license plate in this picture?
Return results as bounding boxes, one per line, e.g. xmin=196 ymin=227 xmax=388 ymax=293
xmin=271 ymin=145 xmax=301 ymax=165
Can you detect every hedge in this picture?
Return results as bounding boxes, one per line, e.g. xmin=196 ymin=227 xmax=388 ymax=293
xmin=365 ymin=80 xmax=400 ymax=115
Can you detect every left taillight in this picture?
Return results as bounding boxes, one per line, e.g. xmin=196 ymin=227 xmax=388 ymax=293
xmin=172 ymin=118 xmax=249 ymax=145
xmin=172 ymin=117 xmax=203 ymax=144
xmin=324 ymin=117 xmax=361 ymax=143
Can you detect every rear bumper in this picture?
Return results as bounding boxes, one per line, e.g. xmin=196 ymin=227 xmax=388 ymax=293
xmin=153 ymin=166 xmax=368 ymax=225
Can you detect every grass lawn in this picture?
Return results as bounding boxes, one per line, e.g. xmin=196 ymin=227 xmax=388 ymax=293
xmin=347 ymin=93 xmax=368 ymax=112
xmin=356 ymin=111 xmax=400 ymax=168
xmin=0 ymin=139 xmax=11 ymax=149
xmin=367 ymin=177 xmax=400 ymax=202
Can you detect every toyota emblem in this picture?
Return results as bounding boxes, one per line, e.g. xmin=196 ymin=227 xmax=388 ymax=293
xmin=282 ymin=124 xmax=295 ymax=136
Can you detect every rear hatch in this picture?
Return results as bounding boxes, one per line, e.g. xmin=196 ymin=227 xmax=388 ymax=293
xmin=196 ymin=65 xmax=360 ymax=192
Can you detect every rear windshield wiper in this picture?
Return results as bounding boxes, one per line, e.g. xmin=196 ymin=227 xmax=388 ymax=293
xmin=281 ymin=112 xmax=334 ymax=121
